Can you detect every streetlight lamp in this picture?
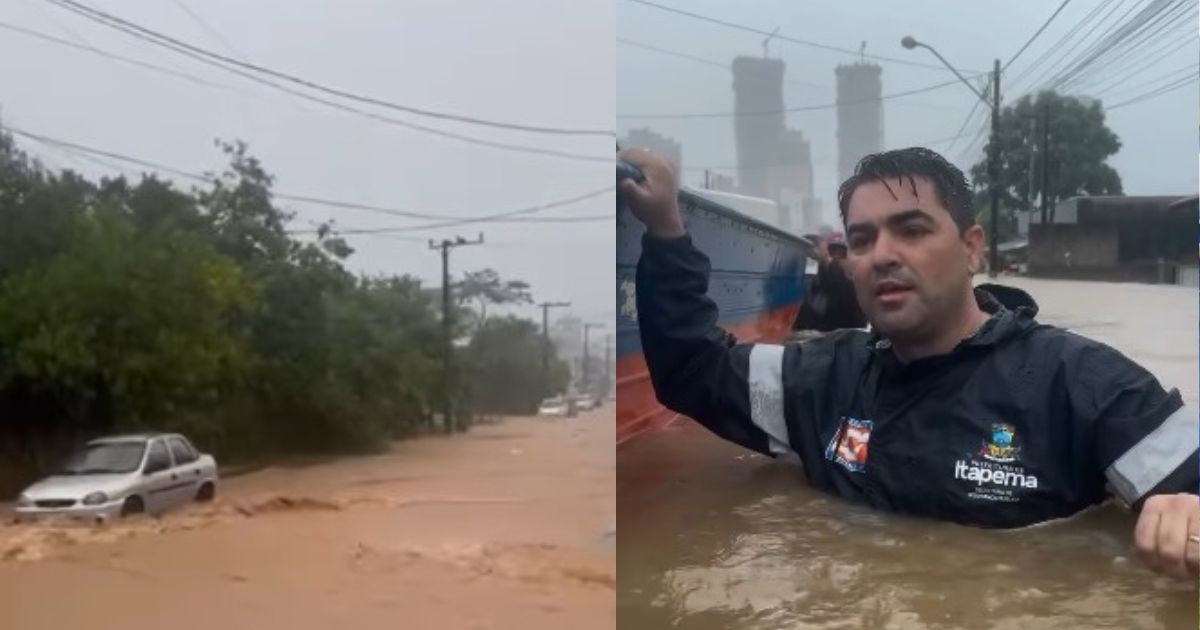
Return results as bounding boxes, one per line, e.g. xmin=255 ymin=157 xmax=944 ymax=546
xmin=902 ymin=36 xmax=1001 ymax=277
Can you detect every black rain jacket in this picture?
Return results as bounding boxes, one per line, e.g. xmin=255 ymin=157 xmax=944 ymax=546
xmin=637 ymin=233 xmax=1199 ymax=528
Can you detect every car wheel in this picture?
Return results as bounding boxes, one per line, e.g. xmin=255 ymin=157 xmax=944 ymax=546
xmin=120 ymin=495 xmax=145 ymax=518
xmin=195 ymin=482 xmax=215 ymax=503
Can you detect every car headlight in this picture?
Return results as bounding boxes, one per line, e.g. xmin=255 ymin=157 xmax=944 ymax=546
xmin=15 ymin=494 xmax=32 ymax=507
xmin=81 ymin=491 xmax=108 ymax=506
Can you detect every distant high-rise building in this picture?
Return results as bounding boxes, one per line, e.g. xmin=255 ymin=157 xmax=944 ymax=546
xmin=766 ymin=129 xmax=814 ymax=203
xmin=731 ymin=56 xmax=786 ymax=198
xmin=835 ymin=63 xmax=883 ymax=185
xmin=622 ymin=128 xmax=683 ymax=173
xmin=802 ymin=198 xmax=824 ymax=233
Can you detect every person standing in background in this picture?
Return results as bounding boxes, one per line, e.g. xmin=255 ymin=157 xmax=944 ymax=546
xmin=794 ymin=233 xmax=868 ymax=333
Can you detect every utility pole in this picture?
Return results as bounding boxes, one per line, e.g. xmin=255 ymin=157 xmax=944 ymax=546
xmin=1027 ymin=116 xmax=1037 ymax=217
xmin=429 ymin=233 xmax=484 ymax=434
xmin=581 ymin=323 xmax=605 ymax=397
xmin=1040 ymin=100 xmax=1051 ymax=226
xmin=538 ymin=301 xmax=571 ymax=398
xmin=988 ymin=58 xmax=1001 ymax=277
xmin=604 ymin=334 xmax=613 ymax=397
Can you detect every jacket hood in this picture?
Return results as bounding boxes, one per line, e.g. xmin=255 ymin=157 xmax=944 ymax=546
xmin=869 ymin=284 xmax=1040 ymax=357
xmin=976 ymin=283 xmax=1038 ymax=317
xmin=966 ymin=284 xmax=1040 ymax=349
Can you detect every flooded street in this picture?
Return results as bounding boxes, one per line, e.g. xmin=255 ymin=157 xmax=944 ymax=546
xmin=617 ymin=278 xmax=1199 ymax=630
xmin=0 ymin=410 xmax=615 ymax=630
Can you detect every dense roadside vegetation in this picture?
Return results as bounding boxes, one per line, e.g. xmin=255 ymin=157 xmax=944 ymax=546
xmin=0 ymin=128 xmax=570 ymax=495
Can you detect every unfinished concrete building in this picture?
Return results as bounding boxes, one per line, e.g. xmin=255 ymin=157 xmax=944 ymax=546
xmin=731 ymin=56 xmax=786 ymax=199
xmin=835 ymin=63 xmax=883 ymax=184
xmin=731 ymin=56 xmax=816 ymax=219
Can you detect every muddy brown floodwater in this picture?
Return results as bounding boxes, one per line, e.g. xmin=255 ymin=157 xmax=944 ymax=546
xmin=618 ymin=278 xmax=1199 ymax=630
xmin=0 ymin=410 xmax=614 ymax=630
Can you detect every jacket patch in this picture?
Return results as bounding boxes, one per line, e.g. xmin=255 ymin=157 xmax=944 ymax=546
xmin=826 ymin=417 xmax=872 ymax=473
xmin=955 ymin=423 xmax=1040 ymax=502
xmin=980 ymin=423 xmax=1020 ymax=463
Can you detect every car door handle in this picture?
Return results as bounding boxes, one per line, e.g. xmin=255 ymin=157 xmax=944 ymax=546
xmin=171 ymin=473 xmax=178 ymax=481
xmin=194 ymin=470 xmax=200 ymax=476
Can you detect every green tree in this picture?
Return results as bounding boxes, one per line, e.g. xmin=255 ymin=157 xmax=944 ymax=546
xmin=0 ymin=123 xmax=557 ymax=495
xmin=971 ymin=91 xmax=1122 ymax=242
xmin=466 ymin=316 xmax=569 ymax=414
xmin=456 ymin=268 xmax=533 ymax=330
xmin=0 ymin=208 xmax=255 ymax=428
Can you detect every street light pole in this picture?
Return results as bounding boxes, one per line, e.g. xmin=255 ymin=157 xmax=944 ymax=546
xmin=902 ymin=36 xmax=1001 ymax=277
xmin=989 ymin=58 xmax=1001 ymax=277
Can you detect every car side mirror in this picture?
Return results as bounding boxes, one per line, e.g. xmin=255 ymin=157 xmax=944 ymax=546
xmin=144 ymin=461 xmax=166 ymax=475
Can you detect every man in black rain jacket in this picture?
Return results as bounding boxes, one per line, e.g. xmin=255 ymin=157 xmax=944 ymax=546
xmin=617 ymin=146 xmax=1199 ymax=579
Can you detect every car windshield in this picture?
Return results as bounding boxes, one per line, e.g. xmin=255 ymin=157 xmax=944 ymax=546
xmin=60 ymin=441 xmax=147 ymax=474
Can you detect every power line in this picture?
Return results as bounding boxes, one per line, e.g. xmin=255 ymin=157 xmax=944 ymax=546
xmin=1054 ymin=0 xmax=1193 ymax=92
xmin=45 ymin=0 xmax=614 ymax=137
xmin=679 ymin=132 xmax=972 ymax=174
xmin=303 ymin=212 xmax=614 ymax=238
xmin=622 ymin=0 xmax=982 ymax=73
xmin=617 ymin=36 xmax=825 ymax=88
xmin=491 ymin=214 xmax=610 ymax=223
xmin=941 ymin=75 xmax=992 ymax=155
xmin=5 ymin=18 xmax=609 ymax=163
xmin=301 ymin=195 xmax=613 ymax=235
xmin=0 ymin=20 xmax=251 ymax=94
xmin=292 ymin=223 xmax=608 ymax=246
xmin=168 ymin=0 xmax=244 ymax=58
xmin=20 ymin=0 xmax=92 ymax=46
xmin=956 ymin=118 xmax=991 ymax=166
xmin=7 ymin=126 xmax=212 ymax=181
xmin=617 ymin=37 xmax=726 ymax=69
xmin=3 ymin=124 xmax=613 ymax=227
xmin=25 ymin=133 xmax=130 ymax=173
xmin=1053 ymin=0 xmax=1197 ymax=94
xmin=1106 ymin=74 xmax=1198 ymax=109
xmin=1004 ymin=0 xmax=1073 ymax=71
xmin=616 ymin=38 xmax=966 ymax=113
xmin=618 ymin=76 xmax=978 ymax=120
xmin=1090 ymin=59 xmax=1199 ymax=101
xmin=1006 ymin=0 xmax=1118 ymax=95
xmin=947 ymin=98 xmax=985 ymax=154
xmin=1068 ymin=21 xmax=1197 ymax=96
xmin=1042 ymin=0 xmax=1183 ymax=92
xmin=1023 ymin=0 xmax=1135 ymax=93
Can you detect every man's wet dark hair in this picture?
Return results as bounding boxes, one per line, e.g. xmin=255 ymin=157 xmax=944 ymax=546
xmin=837 ymin=147 xmax=975 ymax=234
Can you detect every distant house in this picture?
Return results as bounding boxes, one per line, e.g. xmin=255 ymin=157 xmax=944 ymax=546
xmin=1019 ymin=195 xmax=1198 ymax=284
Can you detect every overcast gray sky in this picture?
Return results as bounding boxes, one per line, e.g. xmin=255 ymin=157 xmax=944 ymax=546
xmin=618 ymin=0 xmax=1199 ymax=227
xmin=0 ymin=0 xmax=614 ymax=324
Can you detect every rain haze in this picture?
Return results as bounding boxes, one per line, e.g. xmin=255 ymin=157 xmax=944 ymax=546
xmin=618 ymin=0 xmax=1199 ymax=226
xmin=0 ymin=2 xmax=618 ymax=627
xmin=0 ymin=0 xmax=616 ymax=322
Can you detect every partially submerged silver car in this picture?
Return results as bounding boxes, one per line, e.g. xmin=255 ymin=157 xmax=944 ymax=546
xmin=13 ymin=433 xmax=218 ymax=524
